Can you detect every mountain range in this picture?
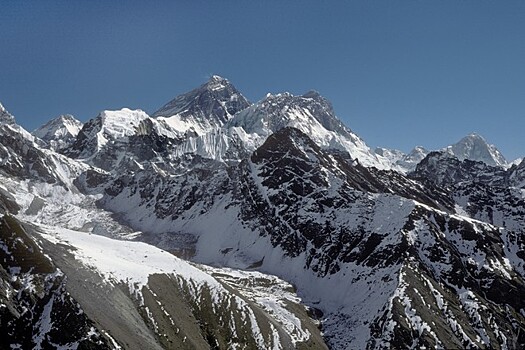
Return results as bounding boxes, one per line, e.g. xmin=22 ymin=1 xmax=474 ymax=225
xmin=1 ymin=76 xmax=524 ymax=349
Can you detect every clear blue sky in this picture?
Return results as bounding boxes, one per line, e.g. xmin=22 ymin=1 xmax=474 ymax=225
xmin=1 ymin=1 xmax=524 ymax=160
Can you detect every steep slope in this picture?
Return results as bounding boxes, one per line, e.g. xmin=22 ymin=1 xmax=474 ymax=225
xmin=0 ymin=120 xmax=88 ymax=188
xmin=0 ymin=206 xmax=325 ymax=349
xmin=35 ymin=224 xmax=325 ymax=350
xmin=412 ymin=151 xmax=525 ymax=276
xmin=64 ymin=77 xmax=251 ymax=169
xmin=411 ymin=151 xmax=525 ymax=190
xmin=33 ymin=114 xmax=83 ymax=151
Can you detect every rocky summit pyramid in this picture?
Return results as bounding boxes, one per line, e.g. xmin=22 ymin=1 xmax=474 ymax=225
xmin=2 ymin=77 xmax=525 ymax=349
xmin=153 ymin=75 xmax=251 ymax=135
xmin=444 ymin=133 xmax=507 ymax=167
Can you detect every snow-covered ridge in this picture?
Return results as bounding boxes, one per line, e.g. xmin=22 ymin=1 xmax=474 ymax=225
xmin=375 ymin=132 xmax=509 ymax=173
xmin=375 ymin=146 xmax=430 ymax=173
xmin=43 ymin=77 xmax=515 ymax=173
xmin=68 ymin=108 xmax=186 ymax=163
xmin=95 ymin=108 xmax=150 ymax=140
xmin=60 ymin=78 xmax=393 ymax=169
xmin=1 ymin=153 xmax=325 ymax=348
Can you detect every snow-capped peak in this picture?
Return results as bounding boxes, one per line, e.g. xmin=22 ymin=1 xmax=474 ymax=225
xmin=152 ymin=76 xmax=250 ymax=136
xmin=444 ymin=133 xmax=507 ymax=167
xmin=33 ymin=114 xmax=83 ymax=147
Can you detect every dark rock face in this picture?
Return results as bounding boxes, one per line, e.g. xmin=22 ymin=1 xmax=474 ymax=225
xmin=0 ymin=188 xmax=20 ymax=215
xmin=411 ymin=151 xmax=525 ymax=278
xmin=300 ymin=90 xmax=353 ymax=138
xmin=66 ymin=116 xmax=104 ymax=159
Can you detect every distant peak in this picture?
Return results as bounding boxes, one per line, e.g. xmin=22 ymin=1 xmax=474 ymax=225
xmin=444 ymin=132 xmax=507 ymax=166
xmin=410 ymin=146 xmax=429 ymax=154
xmin=38 ymin=114 xmax=76 ymax=127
